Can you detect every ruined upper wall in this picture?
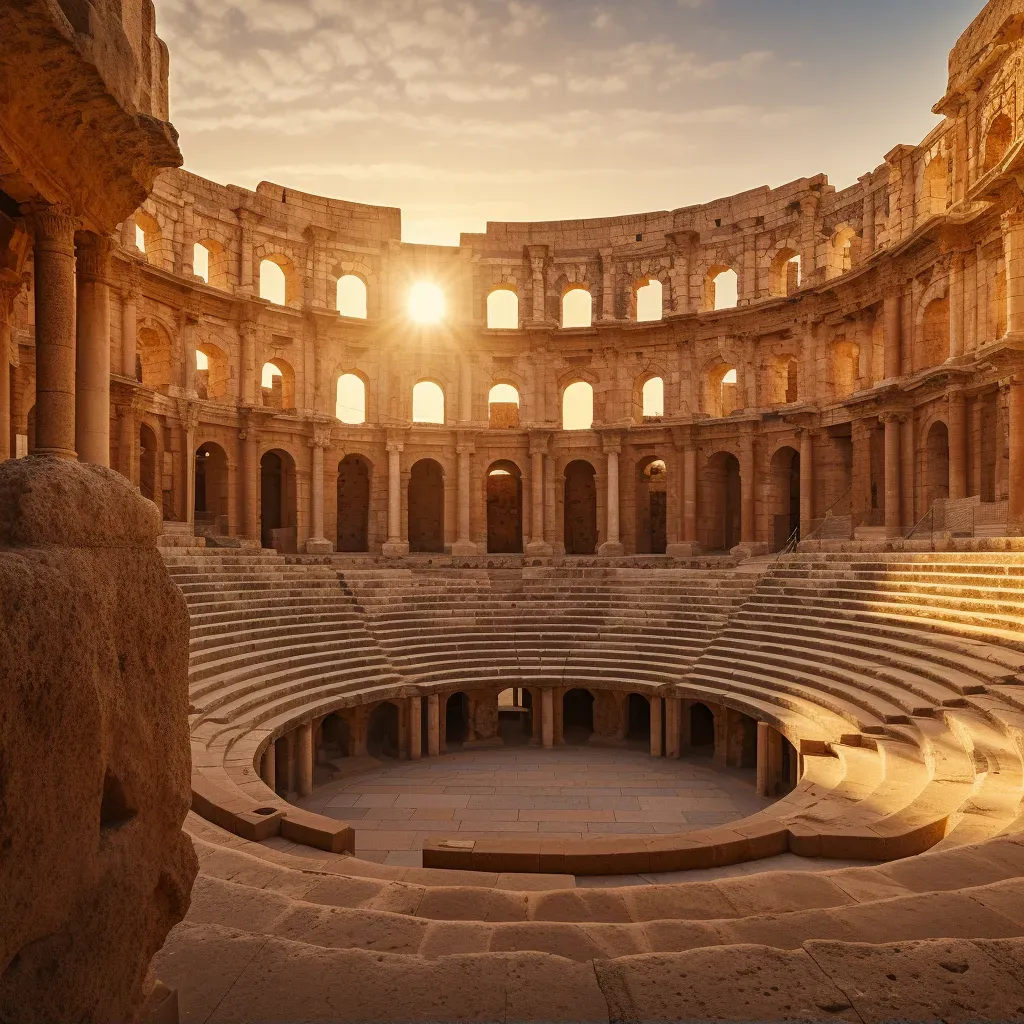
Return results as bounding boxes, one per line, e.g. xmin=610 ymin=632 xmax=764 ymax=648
xmin=948 ymin=0 xmax=1024 ymax=86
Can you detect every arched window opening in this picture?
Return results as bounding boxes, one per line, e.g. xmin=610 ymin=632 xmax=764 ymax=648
xmin=195 ymin=344 xmax=229 ymax=401
xmin=134 ymin=211 xmax=163 ymax=265
xmin=497 ymin=687 xmax=532 ymax=746
xmin=195 ymin=239 xmax=228 ymax=288
xmin=194 ymin=442 xmax=229 ymax=537
xmin=135 ymin=224 xmax=146 ymax=252
xmin=562 ymin=381 xmax=594 ymax=431
xmin=409 ymin=282 xmax=445 ymax=324
xmin=488 ymin=383 xmax=520 ymax=429
xmin=983 ymin=113 xmax=1013 ymax=173
xmin=562 ymin=689 xmax=595 ymax=743
xmin=642 ymin=377 xmax=665 ymax=419
xmin=769 ymin=446 xmax=801 ymax=551
xmin=337 ymin=454 xmax=371 ymax=553
xmin=563 ymin=460 xmax=598 ymax=555
xmin=260 ymin=449 xmax=298 ymax=552
xmin=636 ymin=458 xmax=667 ymax=555
xmin=196 ymin=350 xmax=208 ymax=371
xmin=487 ymin=461 xmax=523 ymax=554
xmin=412 ymin=381 xmax=445 ymax=424
xmin=917 ymin=296 xmax=951 ymax=370
xmin=703 ymin=452 xmax=741 ymax=551
xmin=561 ymin=287 xmax=593 ymax=329
xmin=260 ymin=362 xmax=288 ymax=410
xmin=705 ymin=365 xmax=739 ymax=418
xmin=833 ymin=340 xmax=860 ymax=399
xmin=193 ymin=243 xmax=210 ymax=283
xmin=337 ymin=275 xmax=368 ymax=319
xmin=336 ymin=374 xmax=367 ymax=424
xmin=408 ymin=459 xmax=445 ymax=553
xmin=320 ymin=713 xmax=352 ymax=760
xmin=769 ymin=249 xmax=801 ymax=298
xmin=920 ymin=156 xmax=948 ymax=219
xmin=259 ymin=259 xmax=288 ymax=306
xmin=926 ymin=421 xmax=950 ymax=510
xmin=137 ymin=326 xmax=173 ymax=390
xmin=826 ymin=227 xmax=857 ymax=280
xmin=487 ymin=288 xmax=519 ymax=329
xmin=635 ymin=279 xmax=663 ymax=322
xmin=707 ymin=267 xmax=738 ymax=311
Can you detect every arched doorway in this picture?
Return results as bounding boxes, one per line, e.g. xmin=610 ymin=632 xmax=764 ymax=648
xmin=445 ymin=693 xmax=469 ymax=747
xmin=498 ymin=688 xmax=532 ymax=746
xmin=926 ymin=421 xmax=950 ymax=511
xmin=409 ymin=459 xmax=445 ymax=553
xmin=139 ymin=424 xmax=158 ymax=506
xmin=563 ymin=460 xmax=598 ymax=555
xmin=337 ymin=455 xmax=371 ymax=552
xmin=627 ymin=693 xmax=651 ymax=744
xmin=260 ymin=449 xmax=297 ymax=552
xmin=487 ymin=461 xmax=523 ymax=553
xmin=367 ymin=702 xmax=399 ymax=759
xmin=636 ymin=458 xmax=667 ymax=554
xmin=769 ymin=446 xmax=801 ymax=551
xmin=194 ymin=442 xmax=228 ymax=536
xmin=735 ymin=713 xmax=758 ymax=770
xmin=562 ymin=689 xmax=594 ymax=743
xmin=319 ymin=713 xmax=351 ymax=761
xmin=703 ymin=452 xmax=741 ymax=551
xmin=690 ymin=703 xmax=715 ymax=755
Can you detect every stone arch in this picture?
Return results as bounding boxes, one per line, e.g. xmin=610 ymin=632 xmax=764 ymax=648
xmin=832 ymin=337 xmax=861 ymax=399
xmin=260 ymin=448 xmax=298 ymax=552
xmin=689 ymin=702 xmax=716 ymax=752
xmin=826 ymin=225 xmax=857 ymax=281
xmin=633 ymin=368 xmax=667 ymax=423
xmin=764 ymin=239 xmax=801 ymax=298
xmin=633 ymin=277 xmax=663 ymax=322
xmin=925 ymin=419 xmax=950 ymax=510
xmin=335 ymin=273 xmax=368 ymax=319
xmin=915 ymin=285 xmax=950 ymax=370
xmin=336 ymin=371 xmax=368 ymax=424
xmin=768 ymin=444 xmax=801 ymax=551
xmin=445 ymin=692 xmax=470 ymax=747
xmin=194 ymin=441 xmax=229 ymax=536
xmin=562 ymin=380 xmax=595 ymax=431
xmin=563 ymin=459 xmax=598 ymax=555
xmin=764 ymin=352 xmax=799 ymax=406
xmin=983 ymin=111 xmax=1014 ymax=173
xmin=412 ymin=380 xmax=446 ymax=425
xmin=562 ymin=688 xmax=595 ymax=742
xmin=195 ymin=340 xmax=229 ymax=401
xmin=626 ymin=693 xmax=652 ymax=744
xmin=367 ymin=701 xmax=400 ymax=759
xmin=261 ymin=358 xmax=295 ymax=410
xmin=139 ymin=422 xmax=159 ymax=506
xmin=486 ymin=460 xmax=523 ymax=554
xmin=134 ymin=208 xmax=171 ymax=270
xmin=337 ymin=454 xmax=372 ymax=553
xmin=701 ymin=450 xmax=741 ymax=551
xmin=704 ymin=264 xmax=738 ymax=311
xmin=136 ymin=319 xmax=174 ymax=390
xmin=702 ymin=359 xmax=740 ymax=418
xmin=194 ymin=237 xmax=230 ymax=289
xmin=487 ymin=286 xmax=519 ymax=330
xmin=560 ymin=283 xmax=593 ymax=329
xmin=488 ymin=381 xmax=521 ymax=429
xmin=408 ymin=458 xmax=445 ymax=553
xmin=918 ymin=150 xmax=949 ymax=221
xmin=635 ymin=456 xmax=668 ymax=555
xmin=258 ymin=253 xmax=300 ymax=307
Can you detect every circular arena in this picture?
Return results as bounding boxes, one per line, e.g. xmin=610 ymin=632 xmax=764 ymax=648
xmin=3 ymin=0 xmax=1024 ymax=1021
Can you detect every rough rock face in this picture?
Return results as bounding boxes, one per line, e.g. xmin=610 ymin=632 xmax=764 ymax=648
xmin=0 ymin=457 xmax=197 ymax=1023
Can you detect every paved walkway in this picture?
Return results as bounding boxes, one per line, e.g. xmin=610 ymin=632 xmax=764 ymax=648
xmin=296 ymin=745 xmax=776 ymax=869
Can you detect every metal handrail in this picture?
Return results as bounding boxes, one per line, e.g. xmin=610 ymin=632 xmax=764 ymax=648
xmin=804 ymin=487 xmax=853 ymax=541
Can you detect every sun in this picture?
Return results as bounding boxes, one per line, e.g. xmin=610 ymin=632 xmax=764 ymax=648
xmin=409 ymin=282 xmax=445 ymax=324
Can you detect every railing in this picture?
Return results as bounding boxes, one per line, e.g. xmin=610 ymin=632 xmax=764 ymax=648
xmin=905 ymin=508 xmax=935 ymax=541
xmin=907 ymin=498 xmax=1009 ymax=541
xmin=803 ymin=488 xmax=854 ymax=542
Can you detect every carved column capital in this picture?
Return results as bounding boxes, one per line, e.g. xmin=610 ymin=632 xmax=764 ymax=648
xmin=23 ymin=202 xmax=77 ymax=253
xmin=74 ymin=232 xmax=114 ymax=284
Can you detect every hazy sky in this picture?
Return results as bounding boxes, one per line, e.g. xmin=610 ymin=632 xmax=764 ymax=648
xmin=158 ymin=0 xmax=984 ymax=245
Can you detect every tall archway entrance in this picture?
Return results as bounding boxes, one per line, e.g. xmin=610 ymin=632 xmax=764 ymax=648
xmin=409 ymin=459 xmax=445 ymax=553
xmin=194 ymin=442 xmax=228 ymax=536
xmin=636 ymin=458 xmax=667 ymax=554
xmin=926 ymin=421 xmax=950 ymax=511
xmin=702 ymin=452 xmax=741 ymax=551
xmin=563 ymin=460 xmax=598 ymax=555
xmin=498 ymin=688 xmax=532 ymax=745
xmin=563 ymin=689 xmax=595 ymax=743
xmin=337 ymin=454 xmax=371 ymax=552
xmin=260 ymin=449 xmax=297 ymax=552
xmin=139 ymin=424 xmax=158 ymax=506
xmin=445 ymin=693 xmax=469 ymax=747
xmin=769 ymin=446 xmax=800 ymax=551
xmin=627 ymin=693 xmax=651 ymax=744
xmin=367 ymin=702 xmax=399 ymax=759
xmin=486 ymin=461 xmax=523 ymax=553
xmin=690 ymin=703 xmax=715 ymax=754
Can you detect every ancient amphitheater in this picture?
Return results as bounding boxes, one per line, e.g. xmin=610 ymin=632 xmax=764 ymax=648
xmin=5 ymin=0 xmax=1024 ymax=1021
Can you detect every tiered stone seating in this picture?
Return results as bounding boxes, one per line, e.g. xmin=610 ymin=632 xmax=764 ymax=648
xmin=340 ymin=566 xmax=755 ymax=693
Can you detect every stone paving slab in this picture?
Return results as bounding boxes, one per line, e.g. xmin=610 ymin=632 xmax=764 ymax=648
xmin=297 ymin=747 xmax=774 ymax=865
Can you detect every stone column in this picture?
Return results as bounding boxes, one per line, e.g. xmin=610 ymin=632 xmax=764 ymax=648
xmin=409 ymin=696 xmax=423 ymax=761
xmin=649 ymin=697 xmax=663 ymax=758
xmin=306 ymin=431 xmax=333 ymax=553
xmin=240 ymin=322 xmax=256 ymax=405
xmin=26 ymin=203 xmax=78 ymax=459
xmin=529 ymin=248 xmax=547 ymax=324
xmin=668 ymin=437 xmax=701 ymax=556
xmin=799 ymin=428 xmax=814 ymax=538
xmin=241 ymin=422 xmax=260 ymax=544
xmin=0 ymin=282 xmax=18 ymax=462
xmin=883 ymin=413 xmax=903 ymax=538
xmin=120 ymin=283 xmax=138 ymax=379
xmin=179 ymin=402 xmax=199 ymax=533
xmin=284 ymin=732 xmax=297 ymax=796
xmin=541 ymin=688 xmax=554 ymax=749
xmin=600 ymin=248 xmax=616 ymax=321
xmin=852 ymin=419 xmax=873 ymax=523
xmin=459 ymin=358 xmax=473 ymax=424
xmin=526 ymin=434 xmax=553 ymax=556
xmin=453 ymin=438 xmax=478 ymax=555
xmin=427 ymin=694 xmax=440 ymax=757
xmin=664 ymin=698 xmax=681 ymax=759
xmin=883 ymin=292 xmax=902 ymax=381
xmin=1010 ymin=380 xmax=1024 ymax=530
xmin=756 ymin=722 xmax=769 ymax=797
xmin=260 ymin=744 xmax=276 ymax=792
xmin=738 ymin=431 xmax=758 ymax=550
xmin=1002 ymin=209 xmax=1024 ymax=339
xmin=599 ymin=436 xmax=624 ymax=556
xmin=948 ymin=389 xmax=967 ymax=501
xmin=996 ymin=383 xmax=1010 ymax=502
xmin=296 ymin=722 xmax=313 ymax=798
xmin=383 ymin=440 xmax=409 ymax=557
xmin=115 ymin=399 xmax=137 ymax=483
xmin=901 ymin=414 xmax=915 ymax=529
xmin=72 ymin=233 xmax=112 ymax=467
xmin=949 ymin=252 xmax=965 ymax=359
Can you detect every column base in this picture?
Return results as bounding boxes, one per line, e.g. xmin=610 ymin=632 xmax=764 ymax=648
xmin=525 ymin=540 xmax=554 ymax=557
xmin=666 ymin=542 xmax=703 ymax=557
xmin=451 ymin=540 xmax=479 ymax=556
xmin=598 ymin=541 xmax=625 ymax=557
xmin=305 ymin=537 xmax=334 ymax=555
xmin=382 ymin=541 xmax=410 ymax=558
xmin=730 ymin=542 xmax=770 ymax=557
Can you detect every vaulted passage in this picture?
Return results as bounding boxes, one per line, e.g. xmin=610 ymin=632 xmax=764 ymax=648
xmin=563 ymin=688 xmax=595 ymax=743
xmin=260 ymin=450 xmax=297 ymax=553
xmin=769 ymin=446 xmax=801 ymax=550
xmin=367 ymin=702 xmax=399 ymax=759
xmin=702 ymin=452 xmax=741 ymax=552
xmin=337 ymin=455 xmax=371 ymax=553
xmin=408 ymin=459 xmax=445 ymax=553
xmin=636 ymin=458 xmax=667 ymax=554
xmin=487 ymin=462 xmax=523 ymax=554
xmin=564 ymin=460 xmax=598 ymax=555
xmin=194 ymin=442 xmax=228 ymax=537
xmin=446 ymin=693 xmax=469 ymax=746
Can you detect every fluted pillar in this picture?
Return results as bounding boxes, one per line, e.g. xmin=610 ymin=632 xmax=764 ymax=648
xmin=1010 ymin=380 xmax=1024 ymax=530
xmin=599 ymin=435 xmax=624 ymax=556
xmin=120 ymin=284 xmax=138 ymax=379
xmin=948 ymin=389 xmax=967 ymax=501
xmin=883 ymin=413 xmax=903 ymax=538
xmin=306 ymin=431 xmax=333 ymax=553
xmin=26 ymin=203 xmax=78 ymax=459
xmin=799 ymin=429 xmax=814 ymax=538
xmin=526 ymin=434 xmax=553 ymax=556
xmin=452 ymin=438 xmax=478 ymax=556
xmin=383 ymin=440 xmax=409 ymax=557
xmin=74 ymin=233 xmax=112 ymax=467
